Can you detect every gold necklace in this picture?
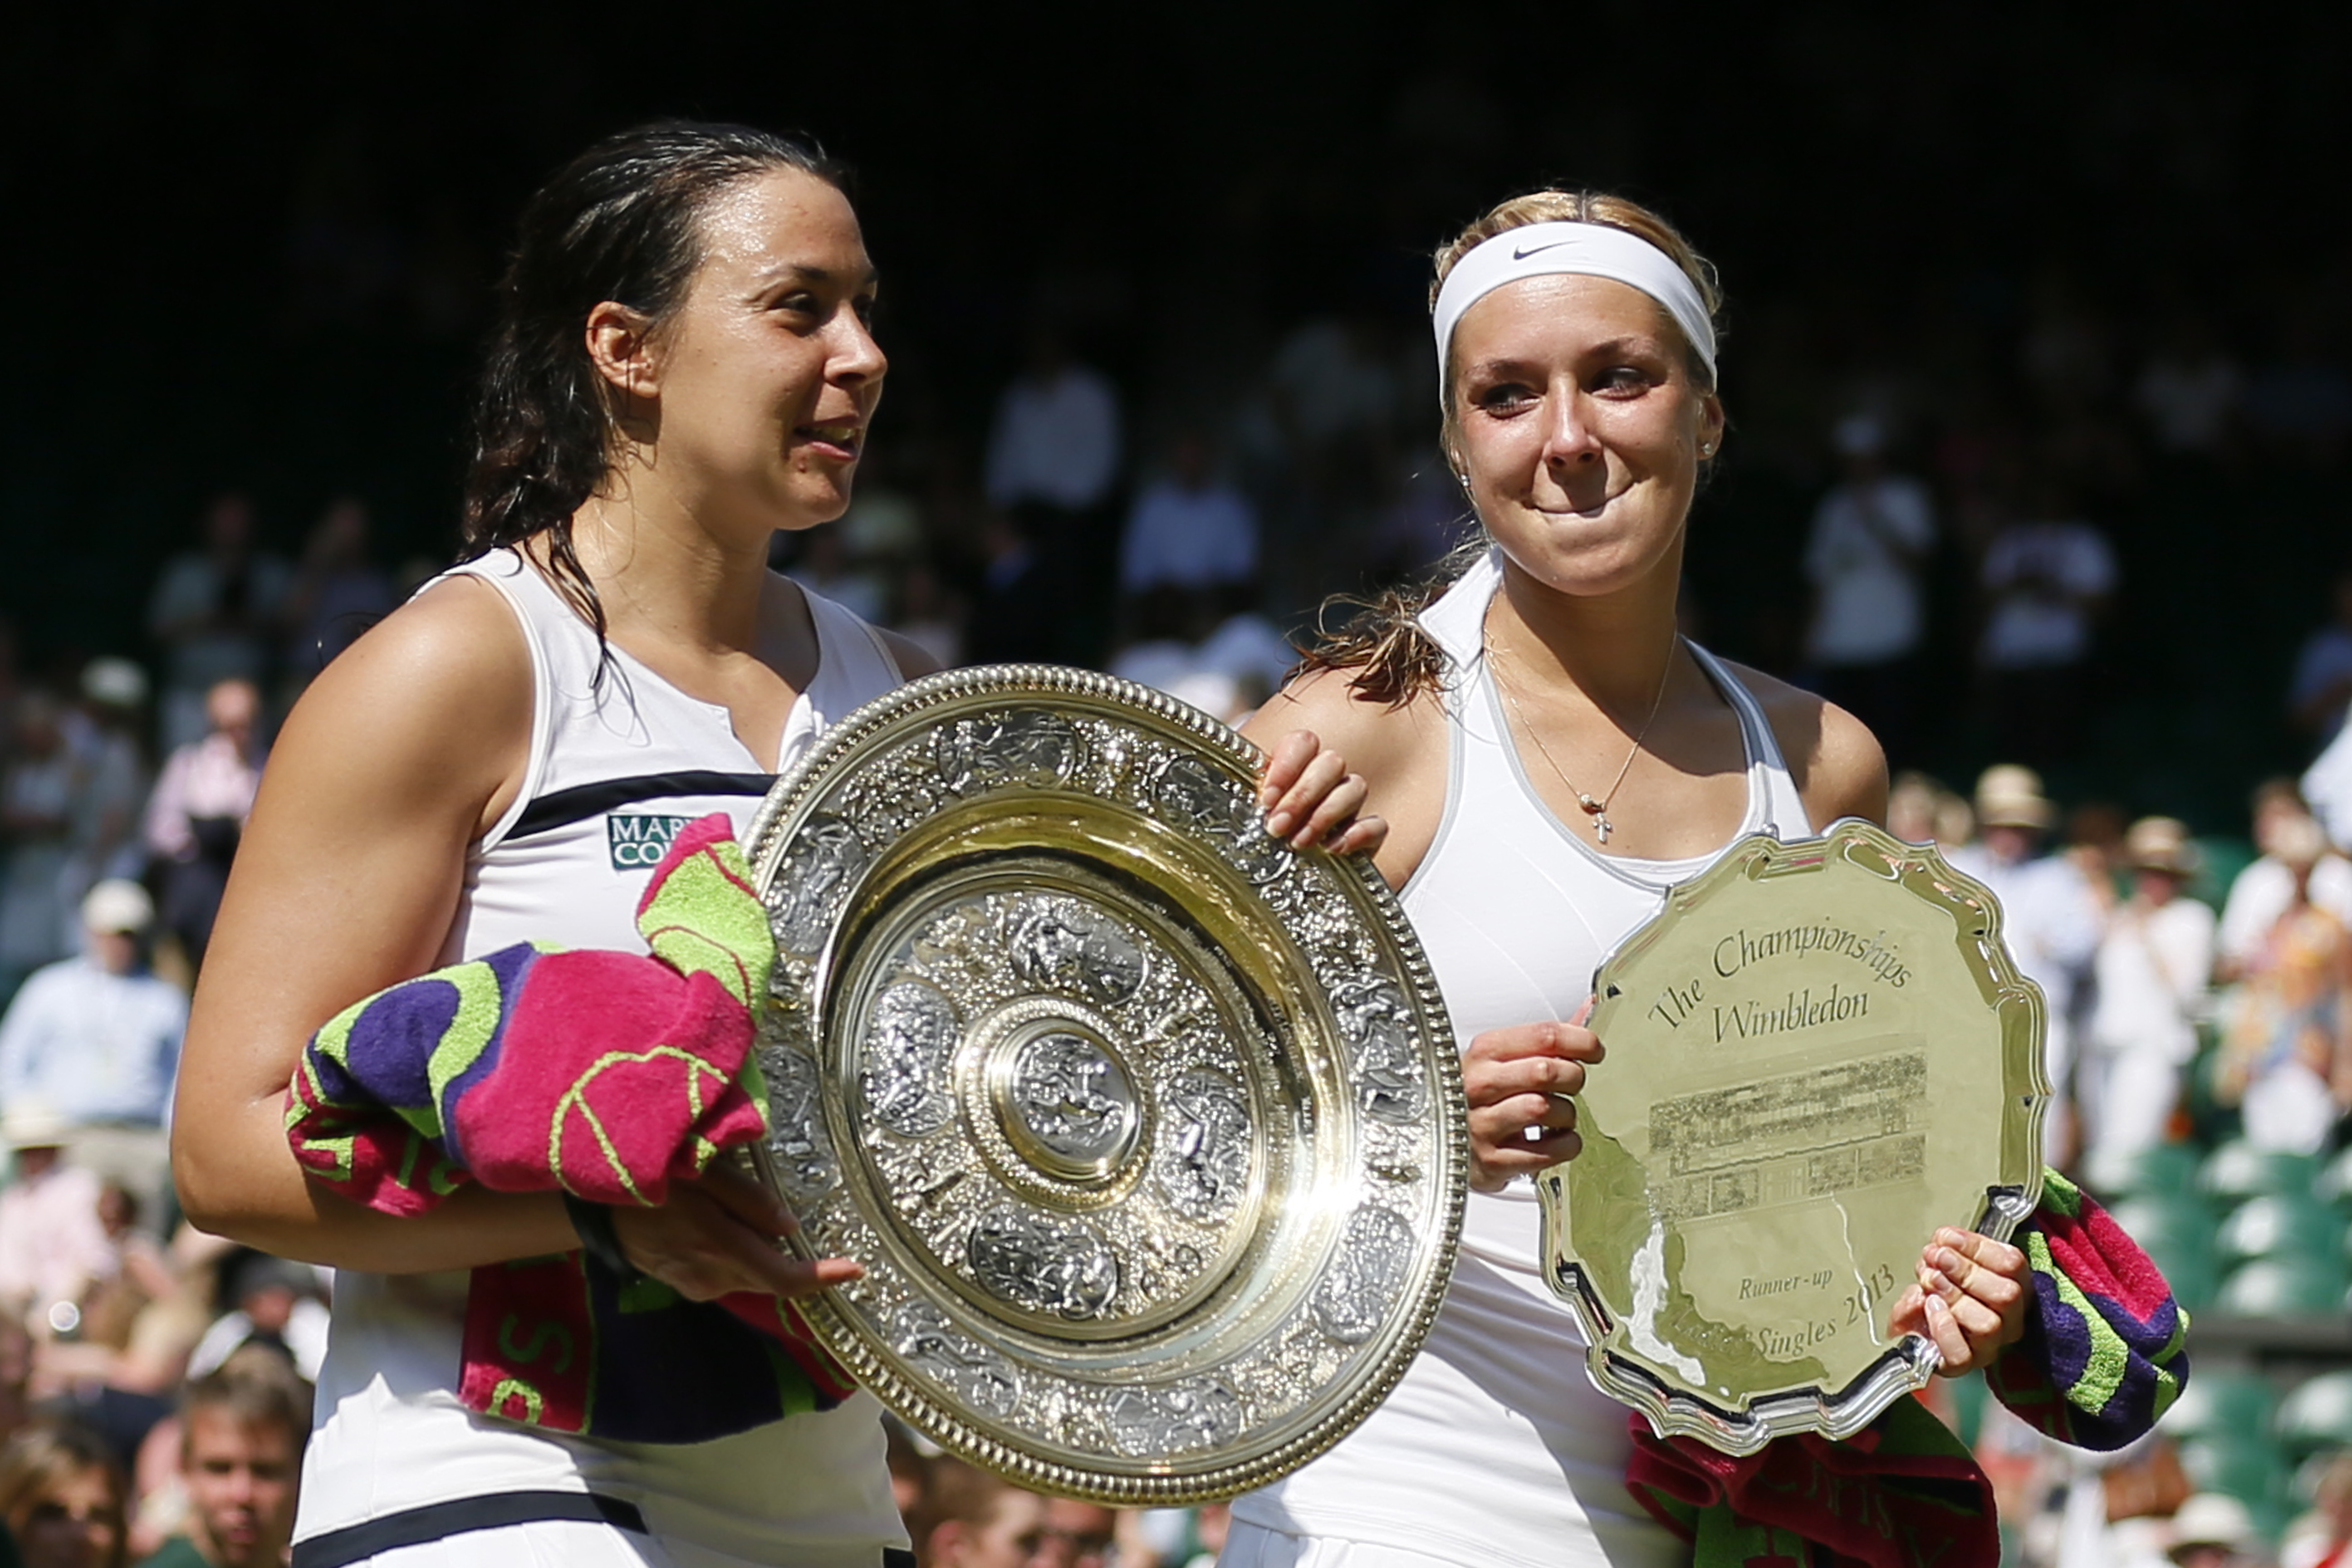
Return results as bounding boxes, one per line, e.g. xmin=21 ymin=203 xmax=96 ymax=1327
xmin=1485 ymin=624 xmax=1679 ymax=846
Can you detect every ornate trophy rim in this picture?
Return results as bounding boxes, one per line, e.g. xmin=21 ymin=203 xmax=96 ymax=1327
xmin=742 ymin=664 xmax=1468 ymax=1502
xmin=1540 ymin=818 xmax=2049 ymax=1456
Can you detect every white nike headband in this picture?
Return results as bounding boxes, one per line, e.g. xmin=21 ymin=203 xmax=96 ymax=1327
xmin=1431 ymin=220 xmax=1717 ymax=390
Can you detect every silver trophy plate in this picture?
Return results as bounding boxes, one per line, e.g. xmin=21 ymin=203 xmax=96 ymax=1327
xmin=741 ymin=666 xmax=1465 ymax=1503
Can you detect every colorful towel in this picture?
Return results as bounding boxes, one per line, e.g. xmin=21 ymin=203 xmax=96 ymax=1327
xmin=286 ymin=815 xmax=855 ymax=1442
xmin=1984 ymin=1170 xmax=2190 ymax=1451
xmin=1626 ymin=1172 xmax=2187 ymax=1566
xmin=1626 ymin=1396 xmax=1993 ymax=1568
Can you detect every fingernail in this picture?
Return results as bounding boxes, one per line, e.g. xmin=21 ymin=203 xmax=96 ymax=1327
xmin=1266 ymin=812 xmax=1293 ymax=838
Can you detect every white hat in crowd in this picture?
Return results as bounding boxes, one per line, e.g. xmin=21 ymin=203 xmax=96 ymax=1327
xmin=81 ymin=878 xmax=154 ymax=936
xmin=1975 ymin=764 xmax=2056 ymax=831
xmin=1 ymin=1102 xmax=74 ymax=1152
xmin=80 ymin=657 xmax=149 ymax=709
xmin=2166 ymin=1492 xmax=2258 ymax=1559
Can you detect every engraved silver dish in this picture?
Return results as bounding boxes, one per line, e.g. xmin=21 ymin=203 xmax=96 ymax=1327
xmin=1538 ymin=819 xmax=2048 ymax=1455
xmin=742 ymin=666 xmax=1466 ymax=1502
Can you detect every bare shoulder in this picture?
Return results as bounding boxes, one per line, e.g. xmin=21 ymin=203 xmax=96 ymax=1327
xmin=265 ymin=572 xmax=532 ymax=833
xmin=1716 ymin=659 xmax=1890 ymax=829
xmin=1243 ymin=663 xmax=1453 ymax=887
xmin=1240 ymin=664 xmax=1447 ymax=789
xmin=877 ymin=628 xmax=943 ymax=681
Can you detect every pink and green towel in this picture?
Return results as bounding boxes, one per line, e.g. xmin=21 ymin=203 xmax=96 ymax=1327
xmin=286 ymin=815 xmax=855 ymax=1442
xmin=1626 ymin=1171 xmax=2188 ymax=1567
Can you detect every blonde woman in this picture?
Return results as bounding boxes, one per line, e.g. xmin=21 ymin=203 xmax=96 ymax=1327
xmin=1225 ymin=193 xmax=2179 ymax=1567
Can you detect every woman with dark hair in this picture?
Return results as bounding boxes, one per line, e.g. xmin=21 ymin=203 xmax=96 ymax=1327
xmin=170 ymin=122 xmax=1374 ymax=1568
xmin=1220 ymin=192 xmax=2186 ymax=1567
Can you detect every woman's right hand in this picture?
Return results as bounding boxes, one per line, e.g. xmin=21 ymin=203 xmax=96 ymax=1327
xmin=608 ymin=1162 xmax=862 ymax=1301
xmin=1463 ymin=1017 xmax=1604 ymax=1193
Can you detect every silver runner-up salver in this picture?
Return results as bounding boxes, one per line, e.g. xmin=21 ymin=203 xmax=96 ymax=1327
xmin=1538 ymin=820 xmax=2049 ymax=1455
xmin=740 ymin=666 xmax=1466 ymax=1503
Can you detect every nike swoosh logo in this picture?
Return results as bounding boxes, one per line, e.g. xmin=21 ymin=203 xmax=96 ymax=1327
xmin=1511 ymin=241 xmax=1574 ymax=261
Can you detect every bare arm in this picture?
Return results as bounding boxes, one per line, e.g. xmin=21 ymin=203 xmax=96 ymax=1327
xmin=175 ymin=578 xmax=861 ymax=1299
xmin=171 ymin=579 xmax=570 ymax=1271
xmin=1240 ymin=666 xmax=1449 ymax=887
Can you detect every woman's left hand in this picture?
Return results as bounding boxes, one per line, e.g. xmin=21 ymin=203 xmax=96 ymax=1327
xmin=1888 ymin=1227 xmax=2032 ymax=1377
xmin=1258 ymin=730 xmax=1387 ymax=854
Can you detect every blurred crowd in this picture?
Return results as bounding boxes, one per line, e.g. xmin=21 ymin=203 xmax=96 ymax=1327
xmin=0 ymin=261 xmax=2348 ymax=1568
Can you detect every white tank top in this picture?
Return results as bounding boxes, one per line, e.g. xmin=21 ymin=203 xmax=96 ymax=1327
xmin=1232 ymin=549 xmax=1813 ymax=1568
xmin=298 ymin=549 xmax=910 ymax=1565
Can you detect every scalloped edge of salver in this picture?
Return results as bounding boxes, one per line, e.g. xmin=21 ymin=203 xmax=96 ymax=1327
xmin=741 ymin=662 xmax=1470 ymax=1503
xmin=1538 ymin=817 xmax=2050 ymax=1458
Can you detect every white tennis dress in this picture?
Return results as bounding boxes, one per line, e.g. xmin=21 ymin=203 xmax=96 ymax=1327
xmin=1227 ymin=550 xmax=1813 ymax=1568
xmin=294 ymin=549 xmax=909 ymax=1568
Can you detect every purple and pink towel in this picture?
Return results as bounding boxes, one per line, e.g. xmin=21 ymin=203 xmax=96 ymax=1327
xmin=286 ymin=815 xmax=854 ymax=1442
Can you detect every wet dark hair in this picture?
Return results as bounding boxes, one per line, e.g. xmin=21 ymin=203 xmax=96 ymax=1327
xmin=459 ymin=120 xmax=850 ymax=641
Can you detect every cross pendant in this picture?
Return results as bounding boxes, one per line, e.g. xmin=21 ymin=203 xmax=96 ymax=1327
xmin=1593 ymin=814 xmax=1613 ymax=844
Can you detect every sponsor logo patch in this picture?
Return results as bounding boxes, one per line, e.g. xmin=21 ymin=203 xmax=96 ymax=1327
xmin=607 ymin=813 xmax=696 ymax=871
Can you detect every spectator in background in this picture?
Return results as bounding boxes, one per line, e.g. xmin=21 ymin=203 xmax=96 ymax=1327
xmin=2134 ymin=315 xmax=2244 ymax=458
xmin=1120 ymin=430 xmax=1258 ymax=610
xmin=0 ymin=882 xmax=186 ymax=1229
xmin=59 ymin=664 xmax=152 ymax=932
xmin=1799 ymin=414 xmax=1936 ymax=764
xmin=2082 ymin=818 xmax=2214 ymax=1161
xmin=0 ymin=1107 xmax=112 ymax=1340
xmin=915 ymin=1458 xmax=1049 ymax=1568
xmin=1976 ymin=484 xmax=2117 ymax=765
xmin=0 ymin=1421 xmax=126 ymax=1568
xmin=2217 ymin=811 xmax=2352 ymax=1152
xmin=985 ymin=327 xmax=1122 ymax=666
xmin=142 ymin=682 xmax=261 ymax=973
xmin=2218 ymin=780 xmax=2352 ymax=979
xmin=134 ymin=1354 xmax=304 ymax=1568
xmin=146 ymin=497 xmax=289 ymax=753
xmin=1949 ymin=766 xmax=2106 ymax=1162
xmin=1035 ymin=1501 xmax=1114 ymax=1568
xmin=2285 ymin=1451 xmax=2352 ymax=1568
xmin=279 ymin=498 xmax=393 ymax=693
xmin=2290 ymin=568 xmax=2352 ymax=744
xmin=0 ymin=695 xmax=83 ymax=996
xmin=182 ymin=1258 xmax=326 ymax=1387
xmin=2165 ymin=1493 xmax=2265 ymax=1568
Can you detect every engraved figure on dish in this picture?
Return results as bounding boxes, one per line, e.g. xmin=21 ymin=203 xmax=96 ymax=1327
xmin=1006 ymin=897 xmax=1148 ymax=1005
xmin=771 ymin=814 xmax=868 ymax=952
xmin=965 ymin=1205 xmax=1121 ymax=1319
xmin=1152 ymin=1066 xmax=1253 ymax=1217
xmin=934 ymin=709 xmax=1082 ymax=792
xmin=1152 ymin=755 xmax=1293 ymax=886
xmin=860 ymin=980 xmax=961 ymax=1137
xmin=1310 ymin=1206 xmax=1414 ymax=1345
xmin=1330 ymin=977 xmax=1428 ymax=1124
xmin=762 ymin=1046 xmax=841 ymax=1204
xmin=889 ymin=1301 xmax=1021 ymax=1418
xmin=1106 ymin=1377 xmax=1243 ymax=1456
xmin=1009 ymin=1031 xmax=1138 ymax=1166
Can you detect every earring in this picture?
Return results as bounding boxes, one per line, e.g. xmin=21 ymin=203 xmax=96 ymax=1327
xmin=1700 ymin=441 xmax=1716 ymax=457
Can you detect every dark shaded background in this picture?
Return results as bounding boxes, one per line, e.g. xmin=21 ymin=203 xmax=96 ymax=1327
xmin=6 ymin=2 xmax=2349 ymax=823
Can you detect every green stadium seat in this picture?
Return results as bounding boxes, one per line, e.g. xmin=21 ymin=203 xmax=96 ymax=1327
xmin=2189 ymin=836 xmax=2257 ymax=910
xmin=2180 ymin=1432 xmax=2293 ymax=1515
xmin=2081 ymin=1140 xmax=2204 ymax=1201
xmin=2318 ymin=1145 xmax=2352 ymax=1208
xmin=2277 ymin=1370 xmax=2352 ymax=1456
xmin=2162 ymin=1368 xmax=2277 ymax=1441
xmin=2216 ymin=1256 xmax=2348 ymax=1316
xmin=2107 ymin=1194 xmax=2223 ymax=1308
xmin=2200 ymin=1141 xmax=2322 ymax=1204
xmin=2216 ymin=1192 xmax=2340 ymax=1263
